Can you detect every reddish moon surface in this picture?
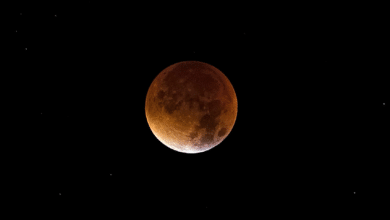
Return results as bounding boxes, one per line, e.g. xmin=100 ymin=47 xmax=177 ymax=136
xmin=145 ymin=61 xmax=238 ymax=154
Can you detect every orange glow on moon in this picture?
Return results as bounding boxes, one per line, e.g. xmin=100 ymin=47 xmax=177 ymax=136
xmin=145 ymin=61 xmax=237 ymax=154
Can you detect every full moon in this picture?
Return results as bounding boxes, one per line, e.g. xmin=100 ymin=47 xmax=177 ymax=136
xmin=145 ymin=61 xmax=238 ymax=154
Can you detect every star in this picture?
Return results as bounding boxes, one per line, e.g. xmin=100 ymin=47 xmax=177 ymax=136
xmin=110 ymin=174 xmax=112 ymax=176
xmin=25 ymin=48 xmax=27 ymax=51
xmin=383 ymin=103 xmax=385 ymax=105
xmin=354 ymin=192 xmax=356 ymax=194
xmin=54 ymin=14 xmax=57 ymax=17
xmin=59 ymin=193 xmax=62 ymax=196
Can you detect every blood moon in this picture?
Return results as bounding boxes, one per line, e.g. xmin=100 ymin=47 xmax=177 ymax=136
xmin=145 ymin=61 xmax=238 ymax=154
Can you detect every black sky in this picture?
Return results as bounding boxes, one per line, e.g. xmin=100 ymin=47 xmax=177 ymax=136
xmin=8 ymin=2 xmax=387 ymax=217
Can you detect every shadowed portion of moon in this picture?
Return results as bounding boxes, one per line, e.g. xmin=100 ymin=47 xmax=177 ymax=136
xmin=145 ymin=61 xmax=237 ymax=153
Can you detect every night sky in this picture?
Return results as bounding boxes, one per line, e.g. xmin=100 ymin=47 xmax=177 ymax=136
xmin=8 ymin=2 xmax=387 ymax=217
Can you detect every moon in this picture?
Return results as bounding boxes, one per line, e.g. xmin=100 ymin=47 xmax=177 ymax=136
xmin=145 ymin=61 xmax=238 ymax=154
